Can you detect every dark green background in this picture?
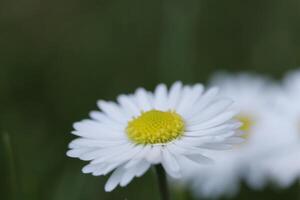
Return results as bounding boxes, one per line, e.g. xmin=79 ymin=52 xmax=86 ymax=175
xmin=1 ymin=0 xmax=300 ymax=199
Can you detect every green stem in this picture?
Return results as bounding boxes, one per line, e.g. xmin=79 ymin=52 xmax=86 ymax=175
xmin=155 ymin=165 xmax=170 ymax=200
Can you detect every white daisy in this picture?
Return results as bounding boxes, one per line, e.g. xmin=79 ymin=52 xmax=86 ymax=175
xmin=249 ymin=69 xmax=300 ymax=188
xmin=182 ymin=73 xmax=275 ymax=198
xmin=66 ymin=82 xmax=241 ymax=192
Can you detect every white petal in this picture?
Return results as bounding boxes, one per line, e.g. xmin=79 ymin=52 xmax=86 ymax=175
xmin=167 ymin=81 xmax=183 ymax=109
xmin=188 ymin=99 xmax=233 ymax=125
xmin=117 ymin=95 xmax=140 ymax=117
xmin=82 ymin=163 xmax=107 ymax=174
xmin=124 ymin=146 xmax=151 ymax=168
xmin=100 ymin=162 xmax=124 ymax=176
xmin=91 ymin=147 xmax=142 ymax=165
xmin=73 ymin=120 xmax=124 ymax=138
xmin=120 ymin=161 xmax=150 ymax=187
xmin=89 ymin=111 xmax=128 ymax=130
xmin=66 ymin=148 xmax=94 ymax=158
xmin=154 ymin=84 xmax=168 ymax=110
xmin=168 ymin=142 xmax=207 ymax=155
xmin=103 ymin=145 xmax=143 ymax=163
xmin=97 ymin=100 xmax=129 ymax=124
xmin=185 ymin=154 xmax=213 ymax=164
xmin=185 ymin=87 xmax=219 ymax=119
xmin=175 ymin=86 xmax=192 ymax=112
xmin=119 ymin=169 xmax=137 ymax=187
xmin=187 ymin=111 xmax=238 ymax=130
xmin=161 ymin=149 xmax=181 ymax=178
xmin=199 ymin=143 xmax=233 ymax=150
xmin=185 ymin=122 xmax=241 ymax=136
xmin=89 ymin=111 xmax=109 ymax=122
xmin=177 ymin=84 xmax=204 ymax=115
xmin=104 ymin=167 xmax=125 ymax=192
xmin=81 ymin=143 xmax=132 ymax=161
xmin=68 ymin=138 xmax=126 ymax=148
xmin=146 ymin=146 xmax=162 ymax=164
xmin=134 ymin=88 xmax=153 ymax=111
xmin=177 ymin=131 xmax=236 ymax=147
xmin=224 ymin=137 xmax=244 ymax=144
xmin=136 ymin=161 xmax=151 ymax=177
xmin=175 ymin=136 xmax=215 ymax=147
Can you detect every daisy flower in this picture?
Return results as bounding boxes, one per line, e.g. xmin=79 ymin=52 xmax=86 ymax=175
xmin=182 ymin=73 xmax=275 ymax=198
xmin=66 ymin=82 xmax=241 ymax=192
xmin=249 ymin=69 xmax=300 ymax=188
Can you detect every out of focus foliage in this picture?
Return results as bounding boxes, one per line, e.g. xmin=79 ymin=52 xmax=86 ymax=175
xmin=0 ymin=0 xmax=300 ymax=199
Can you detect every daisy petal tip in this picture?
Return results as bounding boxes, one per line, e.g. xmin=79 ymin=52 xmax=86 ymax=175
xmin=68 ymin=143 xmax=74 ymax=149
xmin=71 ymin=131 xmax=80 ymax=136
xmin=97 ymin=100 xmax=106 ymax=109
xmin=72 ymin=121 xmax=88 ymax=130
xmin=104 ymin=186 xmax=113 ymax=192
xmin=173 ymin=80 xmax=183 ymax=86
xmin=79 ymin=156 xmax=93 ymax=161
xmin=119 ymin=182 xmax=126 ymax=187
xmin=66 ymin=150 xmax=76 ymax=158
xmin=135 ymin=87 xmax=146 ymax=93
xmin=89 ymin=111 xmax=98 ymax=118
xmin=104 ymin=182 xmax=118 ymax=192
xmin=82 ymin=166 xmax=91 ymax=174
xmin=72 ymin=122 xmax=80 ymax=130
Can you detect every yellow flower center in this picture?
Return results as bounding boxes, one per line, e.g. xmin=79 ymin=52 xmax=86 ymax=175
xmin=126 ymin=110 xmax=185 ymax=145
xmin=236 ymin=115 xmax=254 ymax=139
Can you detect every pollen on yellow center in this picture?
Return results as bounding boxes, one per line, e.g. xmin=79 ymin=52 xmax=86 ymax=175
xmin=126 ymin=110 xmax=185 ymax=145
xmin=236 ymin=115 xmax=254 ymax=139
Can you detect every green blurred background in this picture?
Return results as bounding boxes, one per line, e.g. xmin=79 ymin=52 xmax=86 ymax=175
xmin=1 ymin=0 xmax=300 ymax=199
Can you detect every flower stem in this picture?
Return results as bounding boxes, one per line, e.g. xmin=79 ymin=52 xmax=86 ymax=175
xmin=155 ymin=165 xmax=170 ymax=200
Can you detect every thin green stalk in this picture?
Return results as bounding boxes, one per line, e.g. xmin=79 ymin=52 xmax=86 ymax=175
xmin=155 ymin=165 xmax=170 ymax=200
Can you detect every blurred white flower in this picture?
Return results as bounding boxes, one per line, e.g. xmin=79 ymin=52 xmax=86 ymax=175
xmin=247 ymin=70 xmax=300 ymax=188
xmin=66 ymin=82 xmax=241 ymax=192
xmin=182 ymin=73 xmax=276 ymax=198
